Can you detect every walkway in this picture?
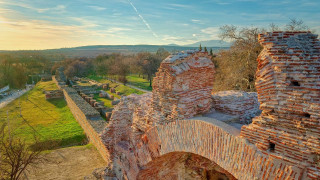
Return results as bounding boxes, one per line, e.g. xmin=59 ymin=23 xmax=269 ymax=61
xmin=0 ymin=87 xmax=32 ymax=109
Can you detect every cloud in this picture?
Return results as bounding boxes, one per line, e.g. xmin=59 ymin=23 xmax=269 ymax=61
xmin=161 ymin=35 xmax=197 ymax=45
xmin=127 ymin=0 xmax=158 ymax=38
xmin=191 ymin=19 xmax=204 ymax=24
xmin=168 ymin=3 xmax=192 ymax=9
xmin=106 ymin=27 xmax=130 ymax=33
xmin=88 ymin=6 xmax=106 ymax=11
xmin=70 ymin=17 xmax=99 ymax=28
xmin=200 ymin=27 xmax=220 ymax=40
xmin=0 ymin=1 xmax=66 ymax=13
xmin=162 ymin=35 xmax=182 ymax=41
xmin=0 ymin=17 xmax=126 ymax=50
xmin=0 ymin=8 xmax=14 ymax=14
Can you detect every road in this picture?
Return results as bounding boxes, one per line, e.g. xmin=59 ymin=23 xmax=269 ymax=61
xmin=0 ymin=87 xmax=32 ymax=109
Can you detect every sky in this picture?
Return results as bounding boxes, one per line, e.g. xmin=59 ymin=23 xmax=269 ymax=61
xmin=0 ymin=0 xmax=319 ymax=50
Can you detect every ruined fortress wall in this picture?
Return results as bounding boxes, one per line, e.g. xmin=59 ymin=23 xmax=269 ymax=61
xmin=53 ymin=73 xmax=110 ymax=162
xmin=241 ymin=31 xmax=320 ymax=179
xmin=52 ymin=75 xmax=61 ymax=89
xmin=102 ymin=38 xmax=319 ymax=180
xmin=62 ymin=88 xmax=110 ymax=162
xmin=152 ymin=51 xmax=215 ymax=119
xmin=212 ymin=91 xmax=260 ymax=123
xmin=117 ymin=119 xmax=305 ymax=180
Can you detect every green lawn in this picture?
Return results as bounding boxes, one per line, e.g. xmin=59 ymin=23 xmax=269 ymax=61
xmin=0 ymin=80 xmax=86 ymax=150
xmin=126 ymin=74 xmax=152 ymax=91
xmin=88 ymin=75 xmax=145 ymax=96
xmin=93 ymin=94 xmax=113 ymax=108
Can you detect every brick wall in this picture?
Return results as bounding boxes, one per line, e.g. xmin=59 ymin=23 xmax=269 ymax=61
xmin=152 ymin=51 xmax=215 ymax=119
xmin=212 ymin=90 xmax=260 ymax=123
xmin=45 ymin=90 xmax=64 ymax=100
xmin=102 ymin=35 xmax=319 ymax=180
xmin=241 ymin=31 xmax=320 ymax=179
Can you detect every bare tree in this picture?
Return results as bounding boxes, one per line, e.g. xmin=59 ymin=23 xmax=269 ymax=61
xmin=269 ymin=23 xmax=280 ymax=32
xmin=137 ymin=53 xmax=162 ymax=87
xmin=285 ymin=18 xmax=309 ymax=31
xmin=0 ymin=124 xmax=44 ymax=180
xmin=156 ymin=48 xmax=170 ymax=60
xmin=214 ymin=25 xmax=264 ymax=91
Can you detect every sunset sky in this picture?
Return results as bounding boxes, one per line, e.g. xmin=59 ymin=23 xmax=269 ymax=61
xmin=0 ymin=0 xmax=319 ymax=50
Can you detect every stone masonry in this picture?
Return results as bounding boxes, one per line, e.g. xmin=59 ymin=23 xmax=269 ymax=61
xmin=152 ymin=50 xmax=215 ymax=120
xmin=99 ymin=33 xmax=320 ymax=180
xmin=102 ymin=50 xmax=216 ymax=155
xmin=241 ymin=31 xmax=320 ymax=179
xmin=212 ymin=90 xmax=260 ymax=123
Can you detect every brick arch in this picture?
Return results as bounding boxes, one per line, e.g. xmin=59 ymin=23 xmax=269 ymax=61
xmin=137 ymin=151 xmax=237 ymax=180
xmin=140 ymin=118 xmax=304 ymax=180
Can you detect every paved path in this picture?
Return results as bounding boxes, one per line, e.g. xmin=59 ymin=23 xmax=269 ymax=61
xmin=0 ymin=88 xmax=32 ymax=109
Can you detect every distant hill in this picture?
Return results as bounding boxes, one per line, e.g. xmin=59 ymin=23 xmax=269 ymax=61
xmin=0 ymin=45 xmax=229 ymax=60
xmin=184 ymin=40 xmax=231 ymax=47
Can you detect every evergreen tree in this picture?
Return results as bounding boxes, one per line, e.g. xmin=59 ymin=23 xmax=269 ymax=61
xmin=210 ymin=48 xmax=213 ymax=56
xmin=199 ymin=44 xmax=202 ymax=51
xmin=204 ymin=47 xmax=208 ymax=52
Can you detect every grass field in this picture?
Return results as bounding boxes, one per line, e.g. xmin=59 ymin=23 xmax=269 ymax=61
xmin=93 ymin=94 xmax=114 ymax=108
xmin=0 ymin=80 xmax=86 ymax=150
xmin=88 ymin=75 xmax=144 ymax=95
xmin=126 ymin=74 xmax=152 ymax=91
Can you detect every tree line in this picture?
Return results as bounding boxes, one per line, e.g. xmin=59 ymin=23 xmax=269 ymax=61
xmin=212 ymin=18 xmax=310 ymax=92
xmin=0 ymin=53 xmax=53 ymax=89
xmin=2 ymin=18 xmax=310 ymax=92
xmin=53 ymin=48 xmax=170 ymax=87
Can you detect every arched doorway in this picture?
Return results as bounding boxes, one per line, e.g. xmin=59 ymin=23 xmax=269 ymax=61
xmin=137 ymin=152 xmax=237 ymax=180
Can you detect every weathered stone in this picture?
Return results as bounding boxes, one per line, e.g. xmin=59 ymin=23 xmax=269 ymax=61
xmin=100 ymin=34 xmax=320 ymax=180
xmin=241 ymin=31 xmax=320 ymax=179
xmin=44 ymin=90 xmax=63 ymax=100
xmin=152 ymin=50 xmax=215 ymax=120
xmin=103 ymin=83 xmax=110 ymax=90
xmin=212 ymin=90 xmax=260 ymax=123
xmin=111 ymin=100 xmax=120 ymax=106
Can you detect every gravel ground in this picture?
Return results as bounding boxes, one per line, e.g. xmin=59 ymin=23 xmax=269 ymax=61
xmin=24 ymin=145 xmax=108 ymax=180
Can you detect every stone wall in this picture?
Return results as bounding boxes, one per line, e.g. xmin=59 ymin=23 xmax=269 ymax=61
xmin=152 ymin=50 xmax=215 ymax=120
xmin=62 ymin=87 xmax=110 ymax=162
xmin=134 ymin=119 xmax=305 ymax=180
xmin=241 ymin=31 xmax=320 ymax=179
xmin=53 ymin=71 xmax=110 ymax=163
xmin=45 ymin=90 xmax=64 ymax=100
xmin=102 ymin=50 xmax=216 ymax=154
xmin=101 ymin=32 xmax=320 ymax=180
xmin=212 ymin=90 xmax=260 ymax=123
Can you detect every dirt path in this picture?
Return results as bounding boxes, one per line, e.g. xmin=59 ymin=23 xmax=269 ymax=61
xmin=24 ymin=145 xmax=108 ymax=180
